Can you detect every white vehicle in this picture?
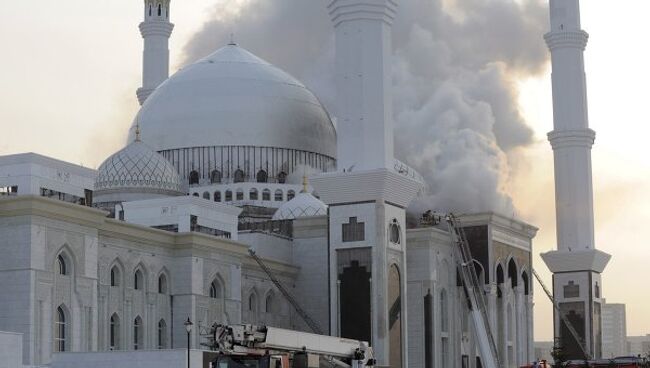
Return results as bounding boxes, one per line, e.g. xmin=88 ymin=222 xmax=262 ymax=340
xmin=209 ymin=324 xmax=375 ymax=368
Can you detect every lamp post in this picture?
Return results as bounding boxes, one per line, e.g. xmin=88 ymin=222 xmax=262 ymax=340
xmin=184 ymin=317 xmax=193 ymax=368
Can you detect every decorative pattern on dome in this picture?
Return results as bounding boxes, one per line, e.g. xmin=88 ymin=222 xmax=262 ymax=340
xmin=95 ymin=140 xmax=182 ymax=193
xmin=272 ymin=192 xmax=328 ymax=220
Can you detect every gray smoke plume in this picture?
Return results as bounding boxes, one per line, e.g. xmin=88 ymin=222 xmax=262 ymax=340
xmin=182 ymin=0 xmax=548 ymax=216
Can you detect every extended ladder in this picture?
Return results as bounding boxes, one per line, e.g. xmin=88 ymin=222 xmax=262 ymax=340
xmin=531 ymin=268 xmax=592 ymax=360
xmin=447 ymin=214 xmax=501 ymax=368
xmin=248 ymin=249 xmax=324 ymax=335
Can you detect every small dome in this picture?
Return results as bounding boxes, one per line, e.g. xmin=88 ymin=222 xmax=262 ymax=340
xmin=95 ymin=139 xmax=182 ymax=196
xmin=272 ymin=191 xmax=327 ymax=220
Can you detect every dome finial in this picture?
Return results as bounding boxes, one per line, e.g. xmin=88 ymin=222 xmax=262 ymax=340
xmin=228 ymin=33 xmax=237 ymax=46
xmin=135 ymin=120 xmax=142 ymax=142
xmin=302 ymin=174 xmax=309 ymax=193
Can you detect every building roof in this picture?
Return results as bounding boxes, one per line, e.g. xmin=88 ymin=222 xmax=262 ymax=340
xmin=132 ymin=44 xmax=337 ymax=157
xmin=94 ymin=139 xmax=182 ymax=195
xmin=272 ymin=191 xmax=327 ymax=220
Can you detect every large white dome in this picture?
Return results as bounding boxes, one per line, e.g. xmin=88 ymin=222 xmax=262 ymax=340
xmin=132 ymin=44 xmax=336 ymax=158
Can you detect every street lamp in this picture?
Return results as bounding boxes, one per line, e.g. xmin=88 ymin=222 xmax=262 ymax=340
xmin=184 ymin=317 xmax=193 ymax=368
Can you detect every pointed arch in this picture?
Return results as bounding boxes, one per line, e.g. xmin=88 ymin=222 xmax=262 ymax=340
xmin=521 ymin=271 xmax=529 ymax=296
xmin=133 ymin=316 xmax=143 ymax=350
xmin=133 ymin=262 xmax=148 ymax=291
xmin=507 ymin=257 xmax=518 ymax=288
xmin=157 ymin=268 xmax=169 ymax=294
xmin=157 ymin=319 xmax=167 ymax=349
xmin=496 ymin=263 xmax=505 ymax=298
xmin=246 ymin=288 xmax=259 ymax=323
xmin=110 ymin=313 xmax=121 ymax=350
xmin=264 ymin=290 xmax=276 ymax=314
xmin=262 ymin=188 xmax=271 ymax=201
xmin=109 ymin=258 xmax=125 ymax=287
xmin=54 ymin=304 xmax=69 ymax=352
xmin=208 ymin=272 xmax=226 ymax=299
xmin=53 ymin=244 xmax=77 ymax=277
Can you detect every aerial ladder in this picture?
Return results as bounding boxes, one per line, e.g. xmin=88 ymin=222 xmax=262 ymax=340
xmin=209 ymin=323 xmax=376 ymax=368
xmin=248 ymin=249 xmax=324 ymax=335
xmin=446 ymin=214 xmax=502 ymax=368
xmin=531 ymin=268 xmax=592 ymax=360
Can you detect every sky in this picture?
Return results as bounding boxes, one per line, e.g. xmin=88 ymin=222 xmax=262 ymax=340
xmin=0 ymin=0 xmax=648 ymax=342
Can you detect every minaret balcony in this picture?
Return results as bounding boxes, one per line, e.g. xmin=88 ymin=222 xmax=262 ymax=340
xmin=544 ymin=29 xmax=589 ymax=51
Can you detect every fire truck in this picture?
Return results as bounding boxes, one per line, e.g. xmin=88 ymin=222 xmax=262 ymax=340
xmin=208 ymin=324 xmax=376 ymax=368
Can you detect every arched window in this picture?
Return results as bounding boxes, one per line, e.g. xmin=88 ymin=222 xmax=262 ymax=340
xmin=508 ymin=258 xmax=518 ymax=288
xmin=225 ymin=190 xmax=233 ymax=202
xmin=157 ymin=3 xmax=162 ymax=16
xmin=148 ymin=2 xmax=152 ymax=16
xmin=595 ymin=282 xmax=600 ymax=299
xmin=522 ymin=271 xmax=529 ymax=296
xmin=202 ymin=191 xmax=210 ymax=200
xmin=110 ymin=313 xmax=120 ymax=350
xmin=249 ymin=188 xmax=258 ymax=200
xmin=157 ymin=319 xmax=167 ymax=349
xmin=262 ymin=189 xmax=271 ymax=201
xmin=277 ymin=172 xmax=287 ymax=184
xmin=192 ymin=192 xmax=199 ymax=197
xmin=496 ymin=264 xmax=504 ymax=298
xmin=134 ymin=269 xmax=144 ymax=291
xmin=158 ymin=274 xmax=167 ymax=294
xmin=214 ymin=191 xmax=221 ymax=202
xmin=265 ymin=293 xmax=275 ymax=314
xmin=209 ymin=280 xmax=222 ymax=299
xmin=256 ymin=170 xmax=268 ymax=183
xmin=234 ymin=169 xmax=245 ymax=183
xmin=110 ymin=265 xmax=120 ymax=287
xmin=133 ymin=316 xmax=143 ymax=350
xmin=189 ymin=171 xmax=199 ymax=185
xmin=389 ymin=220 xmax=401 ymax=244
xmin=210 ymin=170 xmax=222 ymax=184
xmin=57 ymin=254 xmax=67 ymax=275
xmin=287 ymin=190 xmax=295 ymax=201
xmin=236 ymin=189 xmax=244 ymax=201
xmin=54 ymin=306 xmax=67 ymax=352
xmin=249 ymin=293 xmax=258 ymax=320
xmin=274 ymin=189 xmax=283 ymax=202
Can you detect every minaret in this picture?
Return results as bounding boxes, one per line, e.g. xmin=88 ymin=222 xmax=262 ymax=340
xmin=136 ymin=0 xmax=174 ymax=105
xmin=541 ymin=0 xmax=610 ymax=360
xmin=312 ymin=1 xmax=421 ymax=367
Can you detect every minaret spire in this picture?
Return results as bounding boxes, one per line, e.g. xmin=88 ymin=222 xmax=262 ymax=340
xmin=541 ymin=0 xmax=610 ymax=360
xmin=136 ymin=0 xmax=174 ymax=105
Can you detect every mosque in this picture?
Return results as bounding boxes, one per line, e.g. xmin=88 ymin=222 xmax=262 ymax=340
xmin=0 ymin=1 xmax=605 ymax=367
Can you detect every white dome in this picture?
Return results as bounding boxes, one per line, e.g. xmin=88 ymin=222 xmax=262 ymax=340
xmin=272 ymin=191 xmax=328 ymax=220
xmin=132 ymin=44 xmax=336 ymax=158
xmin=95 ymin=139 xmax=183 ymax=196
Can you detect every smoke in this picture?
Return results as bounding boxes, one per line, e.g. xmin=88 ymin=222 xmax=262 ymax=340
xmin=182 ymin=0 xmax=548 ymax=215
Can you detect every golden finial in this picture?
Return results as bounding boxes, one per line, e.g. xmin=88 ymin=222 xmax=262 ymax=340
xmin=302 ymin=174 xmax=309 ymax=193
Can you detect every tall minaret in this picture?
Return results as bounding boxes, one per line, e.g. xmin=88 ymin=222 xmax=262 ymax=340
xmin=136 ymin=0 xmax=174 ymax=105
xmin=541 ymin=0 xmax=610 ymax=360
xmin=312 ymin=1 xmax=421 ymax=367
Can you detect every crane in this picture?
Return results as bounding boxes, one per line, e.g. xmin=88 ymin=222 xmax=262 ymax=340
xmin=209 ymin=323 xmax=375 ymax=368
xmin=248 ymin=249 xmax=324 ymax=335
xmin=531 ymin=268 xmax=592 ymax=360
xmin=446 ymin=214 xmax=501 ymax=368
